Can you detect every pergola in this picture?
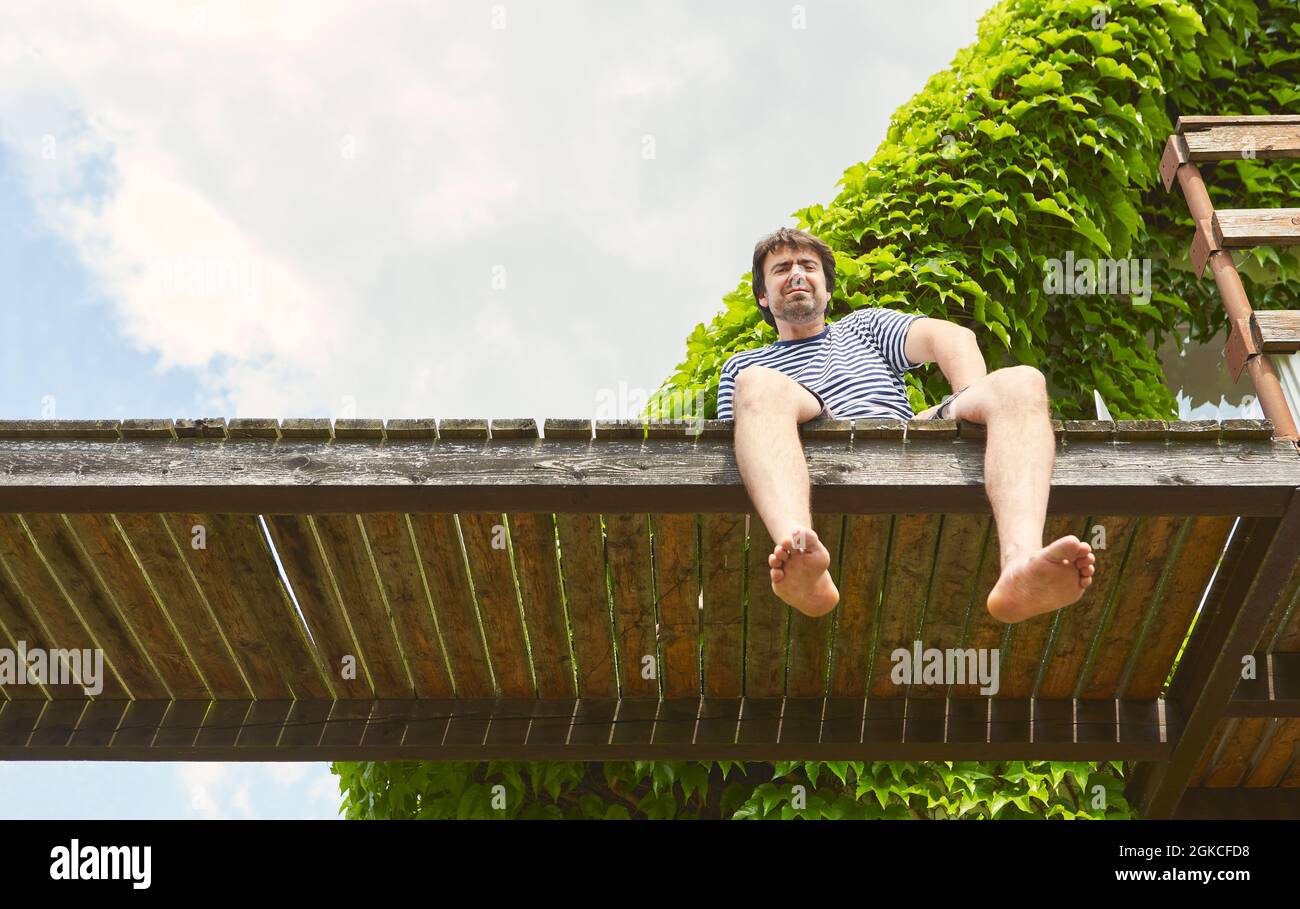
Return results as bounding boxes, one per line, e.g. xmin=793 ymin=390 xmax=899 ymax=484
xmin=4 ymin=115 xmax=1300 ymax=819
xmin=1 ymin=414 xmax=1298 ymax=819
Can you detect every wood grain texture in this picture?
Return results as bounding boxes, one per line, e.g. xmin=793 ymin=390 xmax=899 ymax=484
xmin=869 ymin=514 xmax=942 ymax=699
xmin=112 ymin=513 xmax=249 ymax=698
xmin=3 ymin=436 xmax=1294 ymax=516
xmin=509 ymin=512 xmax=575 ymax=698
xmin=910 ymin=514 xmax=988 ymax=698
xmin=407 ymin=513 xmax=494 ymax=698
xmin=700 ymin=513 xmax=745 ymax=698
xmin=554 ymin=514 xmax=617 ymax=698
xmin=650 ymin=513 xmax=700 ymax=699
xmin=744 ymin=518 xmax=790 ymax=699
xmin=0 ymin=515 xmax=130 ymax=699
xmin=829 ymin=515 xmax=890 ymax=698
xmin=264 ymin=514 xmax=371 ymax=699
xmin=459 ymin=513 xmax=534 ymax=698
xmin=361 ymin=513 xmax=454 ymax=698
xmin=1078 ymin=517 xmax=1184 ymax=699
xmin=603 ymin=513 xmax=658 ymax=698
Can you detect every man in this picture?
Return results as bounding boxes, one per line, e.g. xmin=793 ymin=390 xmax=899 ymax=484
xmin=716 ymin=227 xmax=1096 ymax=624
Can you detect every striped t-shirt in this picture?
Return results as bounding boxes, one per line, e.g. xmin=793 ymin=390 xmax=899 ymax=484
xmin=715 ymin=307 xmax=924 ymax=420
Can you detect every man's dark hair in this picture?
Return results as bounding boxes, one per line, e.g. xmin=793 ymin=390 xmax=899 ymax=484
xmin=751 ymin=228 xmax=837 ymax=329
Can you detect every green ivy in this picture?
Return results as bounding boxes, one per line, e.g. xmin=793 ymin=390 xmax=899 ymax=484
xmin=646 ymin=0 xmax=1300 ymax=422
xmin=332 ymin=759 xmax=1134 ymax=820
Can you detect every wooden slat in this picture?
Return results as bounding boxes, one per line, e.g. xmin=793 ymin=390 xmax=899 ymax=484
xmin=311 ymin=514 xmax=412 ymax=697
xmin=744 ymin=518 xmax=790 ymax=698
xmin=555 ymin=514 xmax=617 ymax=697
xmin=161 ymin=513 xmax=328 ymax=699
xmin=1245 ymin=718 xmax=1300 ymax=786
xmin=1038 ymin=515 xmax=1140 ymax=699
xmin=459 ymin=512 xmax=534 ymax=698
xmin=0 ymin=515 xmax=130 ymax=699
xmin=829 ymin=515 xmax=891 ymax=697
xmin=1214 ymin=209 xmax=1300 ymax=248
xmin=1180 ymin=122 xmax=1300 ymax=160
xmin=406 ymin=514 xmax=494 ymax=698
xmin=869 ymin=514 xmax=942 ymax=699
xmin=112 ymin=514 xmax=249 ymax=698
xmin=948 ymin=520 xmax=1005 ymax=697
xmin=0 ymin=548 xmax=86 ymax=699
xmin=1254 ymin=311 xmax=1300 ymax=354
xmin=910 ymin=514 xmax=988 ymax=698
xmin=264 ymin=515 xmax=370 ymax=699
xmin=1078 ymin=516 xmax=1184 ymax=698
xmin=509 ymin=512 xmax=575 ymax=698
xmin=10 ymin=514 xmax=168 ymax=699
xmin=786 ymin=513 xmax=844 ymax=698
xmin=700 ymin=513 xmax=745 ymax=698
xmin=604 ymin=513 xmax=657 ymax=698
xmin=1177 ymin=115 xmax=1300 ymax=131
xmin=998 ymin=515 xmax=1082 ymax=699
xmin=1125 ymin=515 xmax=1236 ymax=698
xmin=1201 ymin=717 xmax=1270 ymax=787
xmin=360 ymin=513 xmax=454 ymax=698
xmin=650 ymin=513 xmax=700 ymax=699
xmin=62 ymin=514 xmax=209 ymax=698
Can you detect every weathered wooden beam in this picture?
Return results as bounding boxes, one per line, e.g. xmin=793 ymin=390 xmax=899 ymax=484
xmin=1253 ymin=311 xmax=1300 ymax=355
xmin=0 ymin=695 xmax=1177 ymax=761
xmin=1 ymin=431 xmax=1296 ymax=515
xmin=1176 ymin=120 xmax=1300 ymax=161
xmin=1212 ymin=209 xmax=1300 ymax=248
xmin=1126 ymin=491 xmax=1300 ymax=819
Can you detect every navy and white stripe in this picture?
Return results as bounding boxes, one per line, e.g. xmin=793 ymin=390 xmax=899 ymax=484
xmin=715 ymin=307 xmax=924 ymax=420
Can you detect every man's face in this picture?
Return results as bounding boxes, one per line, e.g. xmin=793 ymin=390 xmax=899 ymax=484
xmin=759 ymin=245 xmax=828 ymax=326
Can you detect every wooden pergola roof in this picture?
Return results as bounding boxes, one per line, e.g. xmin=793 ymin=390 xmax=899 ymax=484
xmin=1 ymin=416 xmax=1299 ymax=820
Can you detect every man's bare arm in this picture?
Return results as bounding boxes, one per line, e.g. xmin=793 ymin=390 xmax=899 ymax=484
xmin=903 ymin=317 xmax=988 ymax=393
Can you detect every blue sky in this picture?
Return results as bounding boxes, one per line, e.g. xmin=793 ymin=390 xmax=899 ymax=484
xmin=0 ymin=1 xmax=1255 ymax=819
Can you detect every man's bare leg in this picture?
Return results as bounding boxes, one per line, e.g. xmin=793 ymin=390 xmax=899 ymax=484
xmin=732 ymin=366 xmax=839 ymax=617
xmin=944 ymin=365 xmax=1096 ymax=623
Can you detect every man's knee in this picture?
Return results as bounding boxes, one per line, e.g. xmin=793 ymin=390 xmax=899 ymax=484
xmin=989 ymin=365 xmax=1048 ymax=411
xmin=735 ymin=366 xmax=797 ymax=413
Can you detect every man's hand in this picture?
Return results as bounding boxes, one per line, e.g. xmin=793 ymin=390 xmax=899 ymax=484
xmin=912 ymin=403 xmax=942 ymax=419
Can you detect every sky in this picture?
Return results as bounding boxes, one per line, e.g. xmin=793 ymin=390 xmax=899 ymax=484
xmin=0 ymin=1 xmax=1256 ymax=819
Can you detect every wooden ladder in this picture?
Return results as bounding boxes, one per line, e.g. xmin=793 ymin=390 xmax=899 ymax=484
xmin=1160 ymin=115 xmax=1300 ymax=443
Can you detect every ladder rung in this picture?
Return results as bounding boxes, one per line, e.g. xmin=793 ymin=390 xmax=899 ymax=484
xmin=1177 ymin=120 xmax=1300 ymax=161
xmin=1212 ymin=209 xmax=1300 ymax=247
xmin=1253 ymin=311 xmax=1300 ymax=354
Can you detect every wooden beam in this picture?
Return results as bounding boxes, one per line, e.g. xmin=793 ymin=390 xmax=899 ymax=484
xmin=1253 ymin=311 xmax=1300 ymax=354
xmin=1177 ymin=121 xmax=1300 ymax=161
xmin=2 ymin=431 xmax=1296 ymax=516
xmin=1225 ymin=652 xmax=1300 ymax=717
xmin=0 ymin=695 xmax=1177 ymax=761
xmin=1212 ymin=209 xmax=1300 ymax=248
xmin=1126 ymin=491 xmax=1300 ymax=819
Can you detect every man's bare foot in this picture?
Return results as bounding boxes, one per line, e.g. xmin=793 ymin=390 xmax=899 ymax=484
xmin=986 ymin=535 xmax=1096 ymax=624
xmin=767 ymin=527 xmax=840 ymax=617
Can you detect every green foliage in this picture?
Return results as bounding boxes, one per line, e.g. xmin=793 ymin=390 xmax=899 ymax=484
xmin=332 ymin=759 xmax=1134 ymax=819
xmin=646 ymin=0 xmax=1300 ymax=422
